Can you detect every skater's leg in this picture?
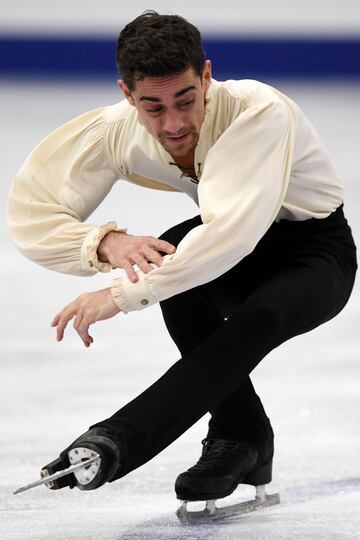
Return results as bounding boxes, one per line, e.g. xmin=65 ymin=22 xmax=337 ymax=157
xmin=159 ymin=219 xmax=273 ymax=448
xmin=49 ymin=206 xmax=356 ymax=489
xmin=206 ymin=378 xmax=271 ymax=446
xmin=95 ymin=207 xmax=356 ymax=477
xmin=157 ymin=215 xmax=223 ymax=355
xmin=160 ymin=289 xmax=272 ymax=447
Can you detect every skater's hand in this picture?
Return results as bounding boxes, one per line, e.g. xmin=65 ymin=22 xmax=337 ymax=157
xmin=97 ymin=232 xmax=176 ymax=283
xmin=51 ymin=288 xmax=120 ymax=347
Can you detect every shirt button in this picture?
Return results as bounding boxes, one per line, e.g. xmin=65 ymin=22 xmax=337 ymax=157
xmin=140 ymin=299 xmax=149 ymax=305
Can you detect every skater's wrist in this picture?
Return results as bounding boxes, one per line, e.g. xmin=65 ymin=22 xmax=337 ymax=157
xmin=97 ymin=230 xmax=128 ymax=263
xmin=111 ymin=275 xmax=157 ymax=314
xmin=81 ymin=221 xmax=127 ymax=273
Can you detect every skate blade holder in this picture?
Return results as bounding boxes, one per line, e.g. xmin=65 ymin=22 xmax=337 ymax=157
xmin=68 ymin=447 xmax=101 ymax=486
xmin=176 ymin=484 xmax=280 ymax=524
xmin=40 ymin=468 xmax=54 ymax=489
xmin=13 ymin=449 xmax=101 ymax=495
xmin=41 ymin=447 xmax=101 ymax=488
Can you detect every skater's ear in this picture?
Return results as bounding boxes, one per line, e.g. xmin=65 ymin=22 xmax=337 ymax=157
xmin=118 ymin=79 xmax=135 ymax=106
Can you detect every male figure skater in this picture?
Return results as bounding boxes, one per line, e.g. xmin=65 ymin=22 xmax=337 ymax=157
xmin=8 ymin=11 xmax=357 ymax=514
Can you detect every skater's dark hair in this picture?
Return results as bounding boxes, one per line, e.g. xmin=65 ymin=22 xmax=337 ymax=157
xmin=116 ymin=11 xmax=206 ymax=91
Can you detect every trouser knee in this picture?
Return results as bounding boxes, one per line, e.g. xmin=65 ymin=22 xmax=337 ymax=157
xmin=158 ymin=215 xmax=202 ymax=248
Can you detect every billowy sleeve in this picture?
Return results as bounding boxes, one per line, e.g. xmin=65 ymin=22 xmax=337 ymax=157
xmin=111 ymin=100 xmax=294 ymax=313
xmin=7 ymin=107 xmax=125 ymax=276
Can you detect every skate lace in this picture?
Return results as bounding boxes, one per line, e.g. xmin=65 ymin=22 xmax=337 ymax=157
xmin=190 ymin=438 xmax=242 ymax=473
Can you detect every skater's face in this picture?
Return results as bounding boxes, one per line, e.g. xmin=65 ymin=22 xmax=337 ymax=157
xmin=118 ymin=61 xmax=212 ymax=160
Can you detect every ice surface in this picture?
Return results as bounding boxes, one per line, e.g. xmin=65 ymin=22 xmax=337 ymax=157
xmin=1 ymin=79 xmax=360 ymax=539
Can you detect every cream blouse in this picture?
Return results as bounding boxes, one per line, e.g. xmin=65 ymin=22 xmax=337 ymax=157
xmin=7 ymin=79 xmax=343 ymax=313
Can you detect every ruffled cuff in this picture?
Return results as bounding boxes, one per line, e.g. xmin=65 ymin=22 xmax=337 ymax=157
xmin=111 ymin=274 xmax=157 ymax=314
xmin=81 ymin=221 xmax=127 ymax=273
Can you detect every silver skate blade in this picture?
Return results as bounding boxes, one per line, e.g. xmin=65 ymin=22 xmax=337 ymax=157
xmin=176 ymin=485 xmax=280 ymax=524
xmin=13 ymin=453 xmax=100 ymax=495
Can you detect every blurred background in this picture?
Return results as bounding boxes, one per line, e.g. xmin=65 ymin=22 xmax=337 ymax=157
xmin=1 ymin=0 xmax=360 ymax=79
xmin=1 ymin=2 xmax=360 ymax=539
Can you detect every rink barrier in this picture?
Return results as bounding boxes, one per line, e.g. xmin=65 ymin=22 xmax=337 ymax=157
xmin=0 ymin=35 xmax=360 ymax=79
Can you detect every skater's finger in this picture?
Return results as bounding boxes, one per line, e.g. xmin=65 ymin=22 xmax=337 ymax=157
xmin=73 ymin=309 xmax=93 ymax=347
xmin=73 ymin=312 xmax=86 ymax=345
xmin=77 ymin=317 xmax=93 ymax=348
xmin=56 ymin=319 xmax=67 ymax=341
xmin=122 ymin=260 xmax=139 ymax=283
xmin=131 ymin=253 xmax=153 ymax=274
xmin=56 ymin=306 xmax=76 ymax=341
xmin=142 ymin=247 xmax=163 ymax=267
xmin=51 ymin=312 xmax=61 ymax=327
xmin=56 ymin=318 xmax=69 ymax=341
xmin=153 ymin=239 xmax=176 ymax=255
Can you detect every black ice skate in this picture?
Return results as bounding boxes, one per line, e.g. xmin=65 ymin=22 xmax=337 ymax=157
xmin=13 ymin=427 xmax=123 ymax=495
xmin=175 ymin=437 xmax=280 ymax=523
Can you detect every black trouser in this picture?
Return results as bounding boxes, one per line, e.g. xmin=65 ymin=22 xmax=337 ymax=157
xmin=93 ymin=205 xmax=357 ymax=478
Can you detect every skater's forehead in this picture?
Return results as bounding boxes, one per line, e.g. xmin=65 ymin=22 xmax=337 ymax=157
xmin=134 ymin=68 xmax=200 ymax=102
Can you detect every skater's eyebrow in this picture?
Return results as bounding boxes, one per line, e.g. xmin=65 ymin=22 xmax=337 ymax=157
xmin=139 ymin=85 xmax=196 ymax=102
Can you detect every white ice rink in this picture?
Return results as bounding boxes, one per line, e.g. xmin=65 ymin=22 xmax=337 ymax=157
xmin=1 ymin=79 xmax=360 ymax=539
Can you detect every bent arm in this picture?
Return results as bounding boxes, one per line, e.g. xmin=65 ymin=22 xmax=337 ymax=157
xmin=7 ymin=107 xmax=124 ymax=276
xmin=111 ymin=101 xmax=295 ymax=312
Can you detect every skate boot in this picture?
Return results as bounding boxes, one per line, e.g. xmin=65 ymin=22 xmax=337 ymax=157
xmin=40 ymin=426 xmax=123 ymax=491
xmin=175 ymin=438 xmax=261 ymax=501
xmin=175 ymin=434 xmax=280 ymax=523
